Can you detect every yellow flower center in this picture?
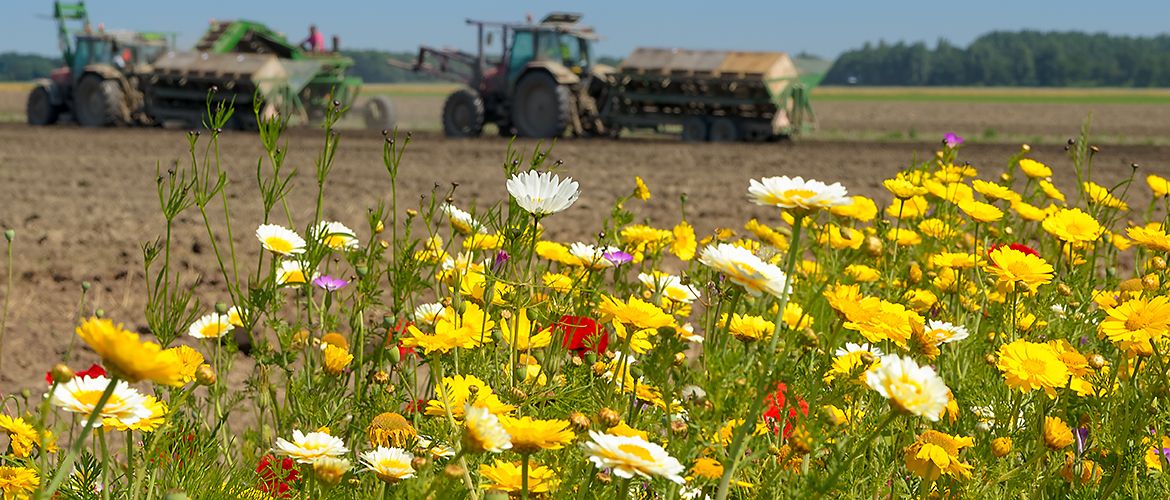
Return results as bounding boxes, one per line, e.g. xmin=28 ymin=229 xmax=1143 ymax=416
xmin=618 ymin=443 xmax=655 ymax=461
xmin=1021 ymin=358 xmax=1048 ymax=376
xmin=783 ymin=189 xmax=817 ymax=202
xmin=265 ymin=236 xmax=294 ymax=254
xmin=76 ymin=390 xmax=123 ymax=408
xmin=200 ymin=323 xmax=222 ymax=338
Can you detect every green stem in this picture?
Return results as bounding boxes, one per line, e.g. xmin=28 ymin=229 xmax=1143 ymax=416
xmin=715 ymin=213 xmax=805 ymax=500
xmin=40 ymin=376 xmax=119 ymax=499
xmin=0 ymin=236 xmax=12 ymax=373
xmin=432 ymin=360 xmax=480 ymax=500
xmin=521 ymin=453 xmax=531 ymax=500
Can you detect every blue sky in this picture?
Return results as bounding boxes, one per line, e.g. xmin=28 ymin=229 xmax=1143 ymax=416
xmin=4 ymin=1 xmax=1169 ymax=59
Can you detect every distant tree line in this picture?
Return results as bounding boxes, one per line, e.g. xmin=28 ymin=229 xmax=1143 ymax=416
xmin=0 ymin=52 xmax=62 ymax=80
xmin=823 ymin=31 xmax=1170 ymax=86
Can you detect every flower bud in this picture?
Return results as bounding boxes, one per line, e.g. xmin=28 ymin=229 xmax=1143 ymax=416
xmin=388 ymin=346 xmax=402 ymax=364
xmin=1088 ymin=354 xmax=1106 ymax=370
xmin=1153 ymin=256 xmax=1167 ymax=271
xmin=569 ymin=412 xmax=591 ymax=432
xmin=670 ymin=419 xmax=688 ymax=435
xmin=598 ymin=408 xmax=621 ymax=428
xmin=313 ymin=457 xmax=350 ymax=487
xmin=410 ymin=456 xmax=428 ymax=470
xmin=195 ymin=364 xmax=217 ymax=386
xmin=591 ymin=362 xmax=607 ymax=376
xmin=443 ymin=463 xmax=465 ymax=479
xmin=50 ymin=363 xmax=74 ymax=384
xmin=375 ymin=220 xmax=386 ymax=233
xmin=509 ymin=387 xmax=527 ymax=400
xmin=214 ymin=302 xmax=229 ymax=314
xmin=1057 ymin=283 xmax=1072 ymax=296
xmin=1143 ymin=274 xmax=1160 ymax=290
xmin=3 ymin=229 xmax=13 ymax=242
xmin=95 ymin=308 xmax=105 ymax=318
xmin=81 ymin=281 xmax=92 ymax=291
xmin=991 ymin=437 xmax=1012 ymax=458
xmin=864 ymin=235 xmax=883 ymax=256
xmin=372 ymin=370 xmax=390 ymax=385
xmin=984 ymin=354 xmax=997 ymax=366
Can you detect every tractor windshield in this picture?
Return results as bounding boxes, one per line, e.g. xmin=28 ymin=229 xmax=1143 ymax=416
xmin=559 ymin=33 xmax=587 ymax=71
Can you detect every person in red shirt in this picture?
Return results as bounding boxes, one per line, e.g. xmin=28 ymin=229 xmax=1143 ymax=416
xmin=301 ymin=24 xmax=325 ymax=53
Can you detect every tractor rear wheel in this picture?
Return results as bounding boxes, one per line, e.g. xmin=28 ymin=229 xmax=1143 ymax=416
xmin=681 ymin=117 xmax=707 ymax=142
xmin=442 ymin=89 xmax=484 ymax=137
xmin=708 ymin=118 xmax=740 ymax=142
xmin=74 ymin=75 xmax=128 ymax=127
xmin=26 ymin=85 xmax=59 ymax=126
xmin=363 ymin=96 xmax=397 ymax=131
xmin=511 ymin=71 xmax=571 ymax=138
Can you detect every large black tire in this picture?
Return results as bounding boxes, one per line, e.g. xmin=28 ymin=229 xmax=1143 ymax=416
xmin=708 ymin=118 xmax=740 ymax=142
xmin=363 ymin=96 xmax=397 ymax=131
xmin=26 ymin=85 xmax=59 ymax=126
xmin=681 ymin=116 xmax=707 ymax=142
xmin=441 ymin=89 xmax=484 ymax=137
xmin=74 ymin=75 xmax=128 ymax=127
xmin=511 ymin=71 xmax=571 ymax=138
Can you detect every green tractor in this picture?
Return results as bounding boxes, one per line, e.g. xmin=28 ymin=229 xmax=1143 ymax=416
xmin=26 ymin=1 xmax=170 ymax=126
xmin=28 ymin=2 xmax=394 ymax=130
xmin=393 ymin=12 xmax=611 ymax=138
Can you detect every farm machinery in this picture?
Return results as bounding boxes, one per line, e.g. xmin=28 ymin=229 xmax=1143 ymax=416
xmin=27 ymin=1 xmax=394 ymax=130
xmin=394 ymin=12 xmax=814 ymax=141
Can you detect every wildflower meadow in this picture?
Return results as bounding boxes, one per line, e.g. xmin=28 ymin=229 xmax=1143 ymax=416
xmin=3 ymin=101 xmax=1170 ymax=499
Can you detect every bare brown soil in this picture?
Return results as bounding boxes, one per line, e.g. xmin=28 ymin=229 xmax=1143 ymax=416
xmin=1 ymin=91 xmax=1169 ymax=393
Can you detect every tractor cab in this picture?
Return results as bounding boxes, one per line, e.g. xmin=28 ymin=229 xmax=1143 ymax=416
xmin=70 ymin=31 xmax=168 ymax=78
xmin=504 ymin=13 xmax=597 ymax=86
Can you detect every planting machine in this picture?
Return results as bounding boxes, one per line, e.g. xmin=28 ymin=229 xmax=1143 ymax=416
xmin=27 ymin=1 xmax=394 ymax=130
xmin=394 ymin=12 xmax=814 ymax=141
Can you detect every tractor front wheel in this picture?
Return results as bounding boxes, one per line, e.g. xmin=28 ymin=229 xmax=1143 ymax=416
xmin=74 ymin=75 xmax=128 ymax=127
xmin=442 ymin=89 xmax=484 ymax=138
xmin=511 ymin=71 xmax=571 ymax=139
xmin=26 ymin=84 xmax=60 ymax=126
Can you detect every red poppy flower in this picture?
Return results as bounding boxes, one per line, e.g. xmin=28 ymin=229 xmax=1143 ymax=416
xmin=46 ymin=363 xmax=106 ymax=385
xmin=257 ymin=454 xmax=299 ymax=497
xmin=384 ymin=318 xmax=417 ymax=358
xmin=557 ymin=315 xmax=609 ymax=354
xmin=761 ymin=382 xmax=808 ymax=438
xmin=403 ymin=398 xmax=428 ymax=415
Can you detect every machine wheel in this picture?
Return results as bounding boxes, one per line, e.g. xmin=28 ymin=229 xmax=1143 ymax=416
xmin=681 ymin=117 xmax=707 ymax=142
xmin=26 ymin=85 xmax=59 ymax=126
xmin=363 ymin=96 xmax=397 ymax=131
xmin=708 ymin=118 xmax=740 ymax=142
xmin=74 ymin=75 xmax=128 ymax=127
xmin=442 ymin=89 xmax=484 ymax=137
xmin=511 ymin=71 xmax=571 ymax=138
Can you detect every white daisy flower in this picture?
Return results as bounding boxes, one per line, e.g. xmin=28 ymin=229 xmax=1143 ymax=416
xmin=463 ymin=404 xmax=511 ymax=453
xmin=506 ymin=170 xmax=580 ymax=216
xmin=581 ymin=431 xmax=685 ymax=484
xmin=226 ymin=306 xmax=245 ymax=327
xmin=273 ymin=430 xmax=349 ymax=464
xmin=314 ymin=221 xmax=359 ymax=251
xmin=924 ymin=320 xmax=970 ymax=344
xmin=865 ymin=354 xmax=950 ymax=421
xmin=413 ymin=303 xmax=445 ymax=324
xmin=188 ymin=313 xmax=234 ymax=339
xmin=834 ymin=342 xmax=884 ymax=358
xmin=256 ymin=224 xmax=306 ymax=255
xmin=276 ymin=260 xmax=317 ymax=286
xmin=568 ymin=242 xmax=619 ymax=269
xmin=638 ymin=271 xmax=701 ymax=304
xmin=748 ymin=176 xmax=850 ymax=212
xmin=698 ymin=243 xmax=790 ymax=298
xmin=441 ymin=204 xmax=482 ymax=234
xmin=48 ymin=376 xmax=153 ymax=428
xmin=360 ymin=447 xmax=416 ymax=483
